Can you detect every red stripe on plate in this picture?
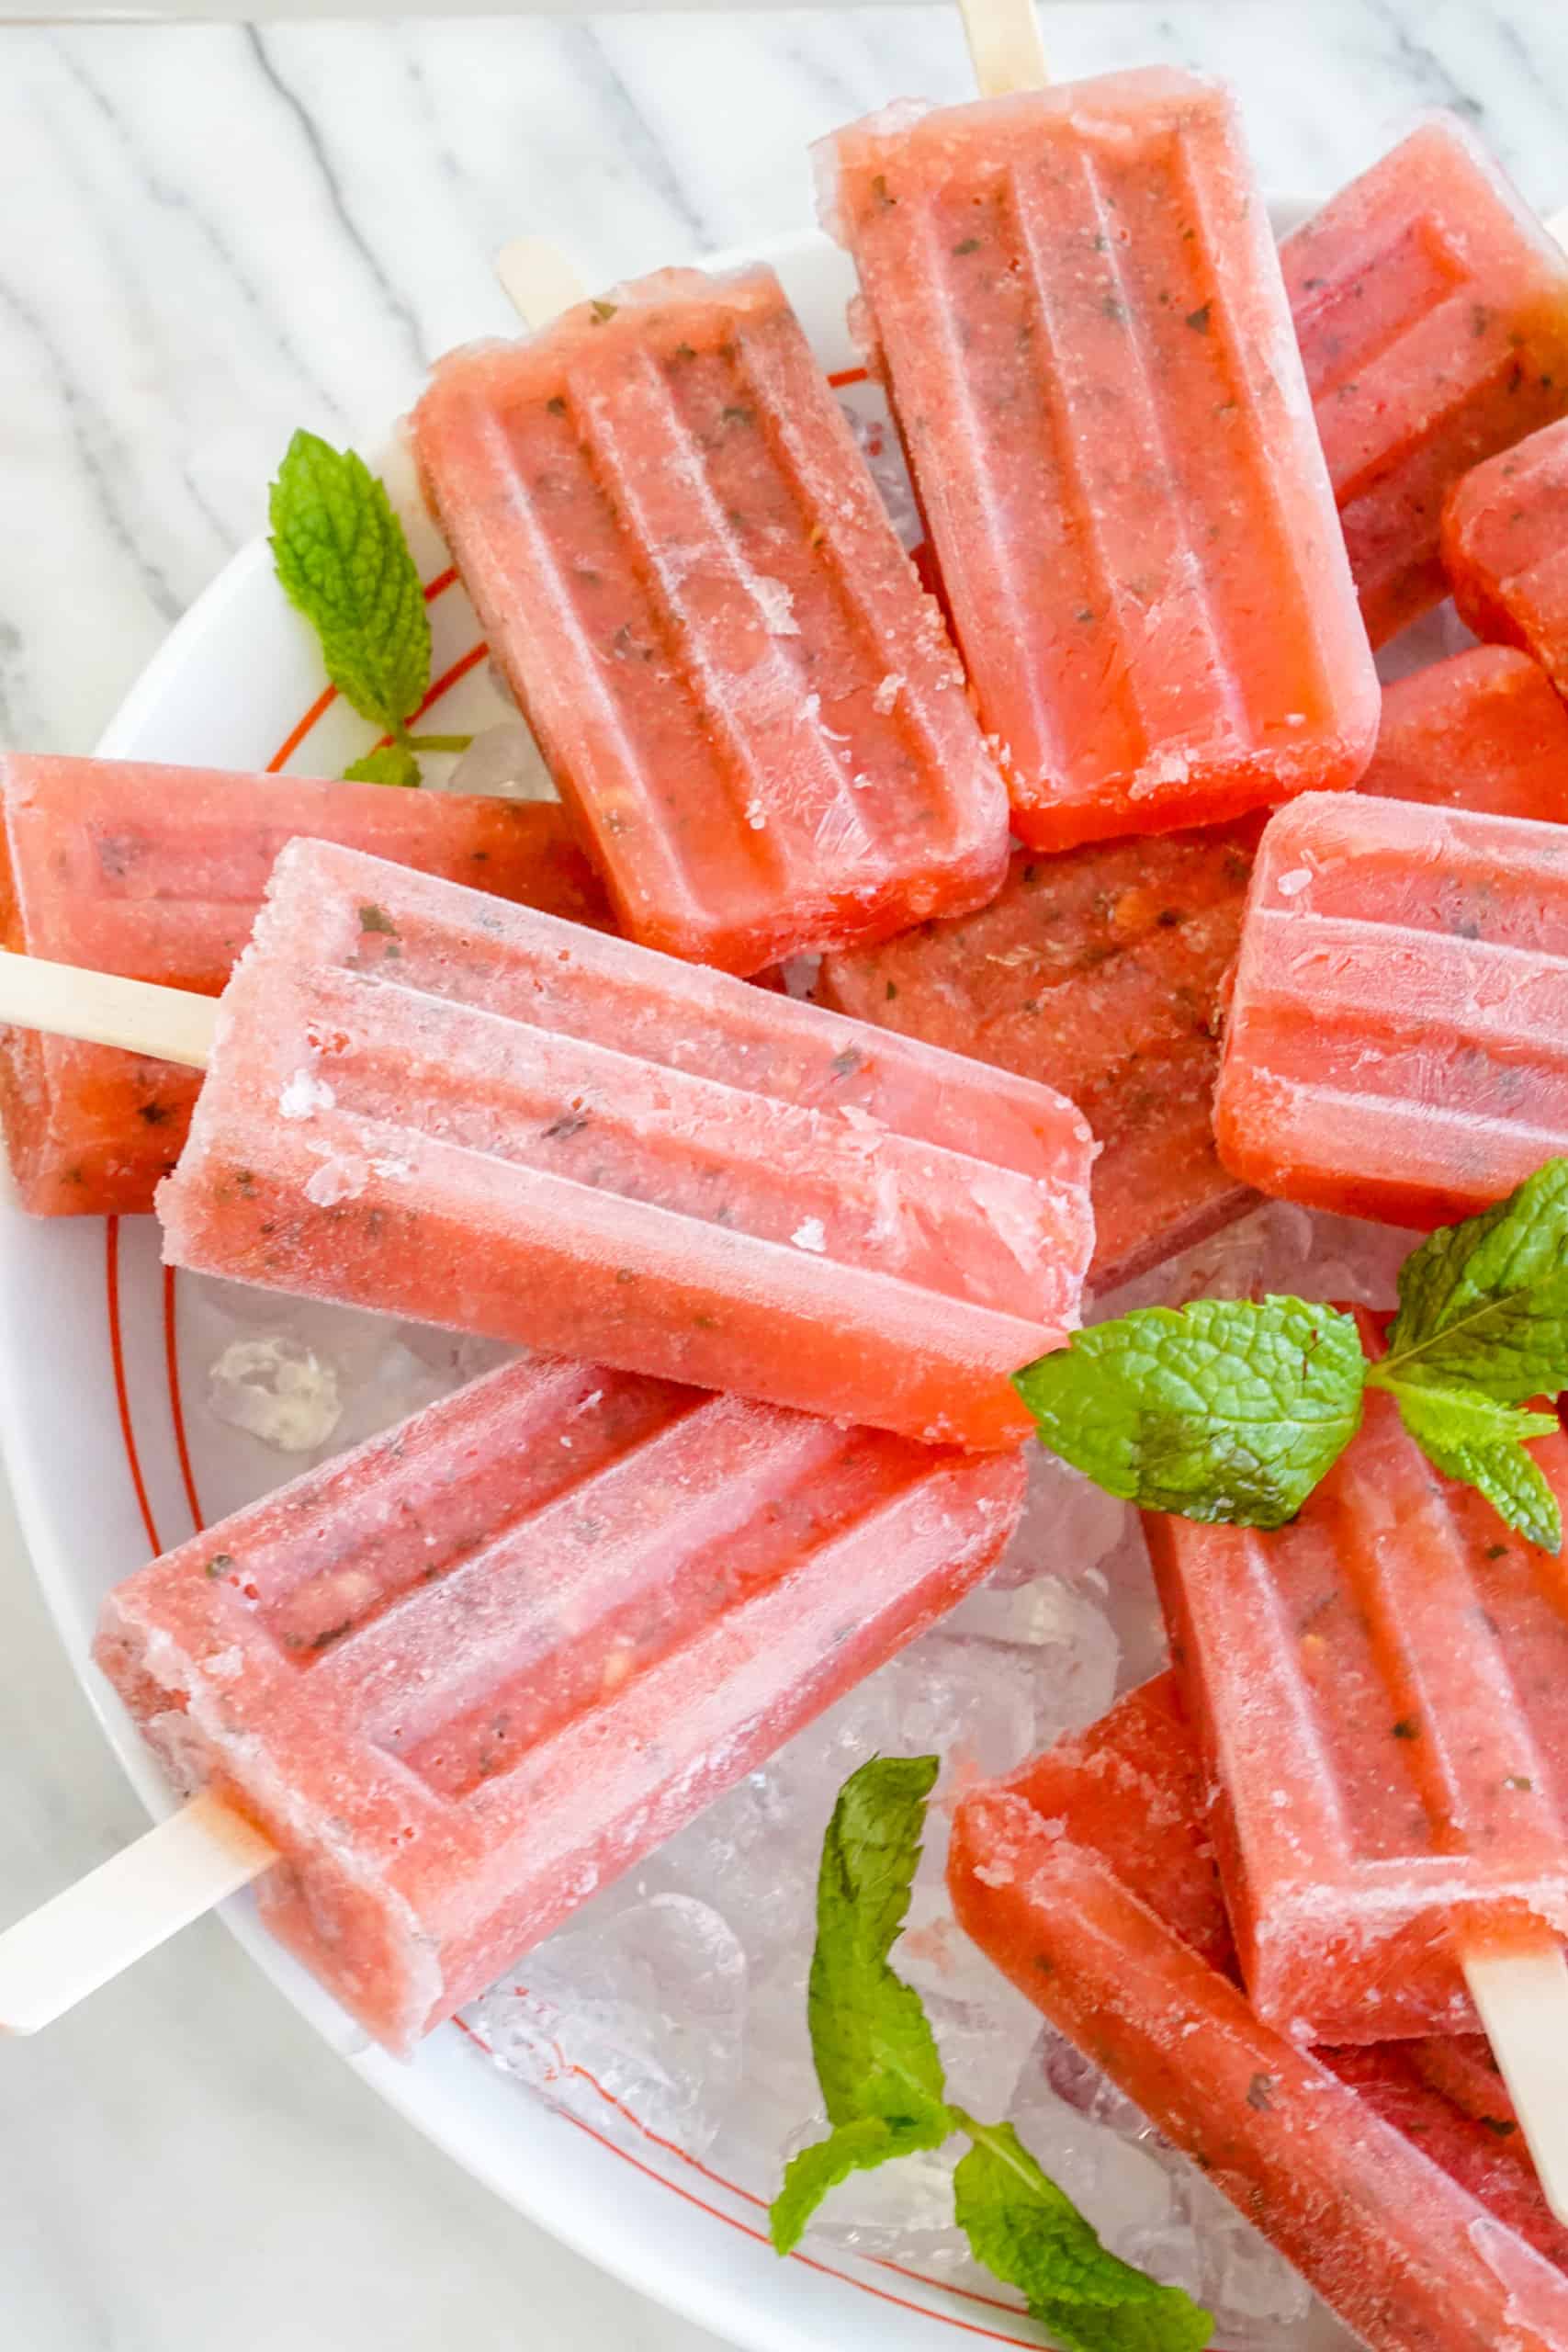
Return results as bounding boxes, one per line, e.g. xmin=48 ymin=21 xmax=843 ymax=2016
xmin=105 ymin=1218 xmax=162 ymax=1557
xmin=164 ymin=1265 xmax=206 ymax=1538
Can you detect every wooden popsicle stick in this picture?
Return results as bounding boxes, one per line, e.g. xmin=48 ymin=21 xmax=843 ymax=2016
xmin=1463 ymin=1938 xmax=1568 ymax=2227
xmin=956 ymin=0 xmax=1049 ymax=100
xmin=0 ymin=1792 xmax=275 ymax=2035
xmin=0 ymin=948 xmax=218 ymax=1070
xmin=494 ymin=237 xmax=589 ymax=334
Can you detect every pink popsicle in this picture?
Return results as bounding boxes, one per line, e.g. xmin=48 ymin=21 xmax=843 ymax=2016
xmin=950 ymin=1677 xmax=1568 ymax=2352
xmin=818 ymin=68 xmax=1378 ymax=852
xmin=0 ymin=754 xmax=611 ymax=1216
xmin=97 ymin=1351 xmax=1024 ymax=2052
xmin=1362 ymin=644 xmax=1568 ymax=820
xmin=156 ymin=839 xmax=1095 ymax=1448
xmin=1147 ymin=1307 xmax=1568 ymax=2043
xmin=412 ymin=265 xmax=1010 ymax=977
xmin=1284 ymin=114 xmax=1568 ymax=648
xmin=1443 ymin=416 xmax=1568 ymax=695
xmin=1214 ymin=789 xmax=1568 ymax=1227
xmin=817 ymin=824 xmax=1260 ymax=1295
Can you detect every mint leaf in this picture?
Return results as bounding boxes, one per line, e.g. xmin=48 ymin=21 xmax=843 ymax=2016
xmin=953 ymin=2121 xmax=1211 ymax=2352
xmin=807 ymin=1755 xmax=948 ymax=2137
xmin=1014 ymin=1298 xmax=1366 ymax=1528
xmin=770 ymin=1757 xmax=949 ymax=2251
xmin=1391 ymin=1384 xmax=1562 ymax=1552
xmin=771 ymin=1764 xmax=1210 ymax=2346
xmin=269 ymin=430 xmax=430 ymax=742
xmin=771 ymin=2119 xmax=914 ymax=2255
xmin=343 ymin=741 xmax=421 ymax=789
xmin=1382 ymin=1159 xmax=1568 ymax=1404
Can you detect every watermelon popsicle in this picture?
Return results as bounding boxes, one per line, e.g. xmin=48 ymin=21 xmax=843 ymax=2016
xmin=1444 ymin=417 xmax=1568 ymax=693
xmin=816 ymin=652 xmax=1568 ymax=1295
xmin=1146 ymin=1309 xmax=1568 ymax=2053
xmin=0 ymin=1351 xmax=1023 ymax=2052
xmin=950 ymin=1677 xmax=1568 ymax=2352
xmin=0 ymin=753 xmax=611 ymax=1216
xmin=1214 ymin=790 xmax=1568 ymax=1227
xmin=1360 ymin=643 xmax=1568 ymax=820
xmin=62 ymin=835 xmax=1089 ymax=1448
xmin=412 ymin=257 xmax=1010 ymax=978
xmin=817 ymin=65 xmax=1379 ymax=853
xmin=817 ymin=824 xmax=1261 ymax=1295
xmin=1284 ymin=115 xmax=1568 ymax=649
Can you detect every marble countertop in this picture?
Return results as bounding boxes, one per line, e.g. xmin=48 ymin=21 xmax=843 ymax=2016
xmin=2 ymin=5 xmax=1566 ymax=2346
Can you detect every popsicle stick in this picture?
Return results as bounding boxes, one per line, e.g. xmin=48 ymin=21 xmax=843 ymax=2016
xmin=0 ymin=1792 xmax=275 ymax=2035
xmin=1463 ymin=1939 xmax=1568 ymax=2227
xmin=494 ymin=237 xmax=589 ymax=334
xmin=956 ymin=0 xmax=1049 ymax=99
xmin=0 ymin=948 xmax=218 ymax=1070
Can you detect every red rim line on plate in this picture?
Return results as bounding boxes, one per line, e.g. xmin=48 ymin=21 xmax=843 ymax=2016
xmin=266 ymin=564 xmax=463 ymax=771
xmin=453 ymin=2011 xmax=1043 ymax=2346
xmin=105 ymin=1217 xmax=163 ymax=1557
xmin=454 ymin=2006 xmax=1042 ymax=2324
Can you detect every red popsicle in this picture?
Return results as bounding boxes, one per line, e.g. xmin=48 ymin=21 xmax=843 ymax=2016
xmin=950 ymin=1678 xmax=1568 ymax=2352
xmin=1284 ymin=115 xmax=1568 ymax=647
xmin=86 ymin=1352 xmax=1024 ymax=2051
xmin=1214 ymin=790 xmax=1568 ymax=1227
xmin=1362 ymin=643 xmax=1568 ymax=820
xmin=1444 ymin=416 xmax=1568 ymax=695
xmin=818 ymin=68 xmax=1378 ymax=852
xmin=412 ymin=264 xmax=1010 ymax=977
xmin=155 ymin=839 xmax=1095 ymax=1447
xmin=1147 ymin=1309 xmax=1568 ymax=2044
xmin=0 ymin=754 xmax=610 ymax=1216
xmin=817 ymin=825 xmax=1260 ymax=1294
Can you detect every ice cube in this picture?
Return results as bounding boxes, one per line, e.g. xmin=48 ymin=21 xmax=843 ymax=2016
xmin=943 ymin=1578 xmax=1120 ymax=1743
xmin=207 ymin=1335 xmax=342 ymax=1453
xmin=444 ymin=718 xmax=558 ymax=802
xmin=468 ymin=1894 xmax=747 ymax=2155
xmin=1185 ymin=2174 xmax=1316 ymax=2338
xmin=988 ymin=1445 xmax=1130 ymax=1590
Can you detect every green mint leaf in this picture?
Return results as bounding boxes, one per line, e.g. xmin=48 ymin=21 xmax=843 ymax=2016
xmin=1382 ymin=1159 xmax=1568 ymax=1406
xmin=343 ymin=741 xmax=422 ymax=789
xmin=269 ymin=429 xmax=430 ymax=735
xmin=1014 ymin=1298 xmax=1366 ymax=1528
xmin=770 ymin=2118 xmax=919 ymax=2255
xmin=771 ymin=1766 xmax=1207 ymax=2339
xmin=806 ymin=1755 xmax=948 ymax=2137
xmin=952 ymin=2121 xmax=1211 ymax=2351
xmin=1390 ymin=1383 xmax=1562 ymax=1552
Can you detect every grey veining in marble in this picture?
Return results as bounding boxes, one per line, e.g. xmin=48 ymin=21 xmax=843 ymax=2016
xmin=4 ymin=7 xmax=1568 ymax=2348
xmin=4 ymin=4 xmax=1568 ymax=763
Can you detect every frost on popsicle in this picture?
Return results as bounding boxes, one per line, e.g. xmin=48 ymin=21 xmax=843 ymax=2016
xmin=1013 ymin=1157 xmax=1568 ymax=1550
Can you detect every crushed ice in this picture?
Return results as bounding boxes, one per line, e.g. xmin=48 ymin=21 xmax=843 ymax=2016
xmin=193 ymin=1204 xmax=1404 ymax=2342
xmin=445 ymin=718 xmax=558 ymax=802
xmin=207 ymin=1335 xmax=344 ymax=1453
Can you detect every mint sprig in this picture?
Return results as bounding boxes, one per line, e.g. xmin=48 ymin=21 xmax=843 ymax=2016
xmin=1013 ymin=1159 xmax=1568 ymax=1551
xmin=770 ymin=1758 xmax=1212 ymax=2352
xmin=1014 ymin=1298 xmax=1363 ymax=1530
xmin=269 ymin=429 xmax=469 ymax=786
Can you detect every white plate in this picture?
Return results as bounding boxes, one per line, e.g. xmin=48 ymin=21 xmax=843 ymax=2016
xmin=1 ymin=211 xmax=1319 ymax=2352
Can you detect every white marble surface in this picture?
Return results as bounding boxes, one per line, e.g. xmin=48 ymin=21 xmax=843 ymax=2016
xmin=2 ymin=5 xmax=1567 ymax=2346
